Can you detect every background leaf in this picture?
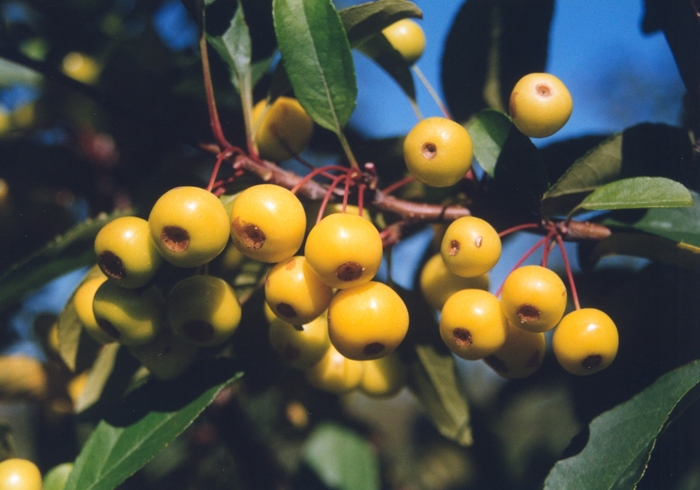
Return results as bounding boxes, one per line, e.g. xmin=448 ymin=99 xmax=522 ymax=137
xmin=273 ymin=0 xmax=357 ymax=134
xmin=580 ymin=177 xmax=693 ymax=211
xmin=543 ymin=359 xmax=700 ymax=489
xmin=302 ymin=422 xmax=381 ymax=490
xmin=65 ymin=360 xmax=242 ymax=490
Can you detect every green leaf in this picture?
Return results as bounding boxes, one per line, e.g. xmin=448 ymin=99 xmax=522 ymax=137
xmin=467 ymin=109 xmax=513 ymax=177
xmin=541 ymin=123 xmax=694 ymax=216
xmin=206 ymin=0 xmax=252 ymax=94
xmin=302 ymin=422 xmax=380 ymax=490
xmin=580 ymin=177 xmax=693 ymax=211
xmin=44 ymin=463 xmax=74 ymax=490
xmin=0 ymin=211 xmax=130 ymax=313
xmin=543 ymin=359 xmax=700 ymax=489
xmin=64 ymin=360 xmax=242 ymax=490
xmin=339 ymin=0 xmax=422 ymax=47
xmin=273 ymin=0 xmax=357 ymax=134
xmin=355 ymin=34 xmax=416 ymax=103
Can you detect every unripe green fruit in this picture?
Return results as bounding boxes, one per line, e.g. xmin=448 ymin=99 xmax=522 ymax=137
xmin=552 ymin=308 xmax=618 ymax=376
xmin=500 ymin=265 xmax=567 ymax=332
xmin=403 ymin=117 xmax=473 ymax=187
xmin=483 ymin=321 xmax=546 ymax=379
xmin=252 ymin=96 xmax=313 ymax=162
xmin=441 ymin=216 xmax=501 ymax=278
xmin=167 ymin=275 xmax=241 ymax=347
xmin=0 ymin=458 xmax=42 ymax=490
xmin=382 ymin=18 xmax=426 ymax=65
xmin=92 ymin=282 xmax=164 ymax=346
xmin=359 ymin=351 xmax=407 ymax=398
xmin=267 ymin=306 xmax=331 ymax=369
xmin=73 ymin=275 xmax=115 ymax=344
xmin=328 ymin=281 xmax=409 ymax=360
xmin=95 ymin=216 xmax=162 ymax=288
xmin=128 ymin=327 xmax=198 ymax=380
xmin=265 ymin=256 xmax=333 ymax=325
xmin=230 ymin=184 xmax=306 ymax=263
xmin=509 ymin=73 xmax=573 ymax=138
xmin=305 ymin=213 xmax=383 ymax=289
xmin=148 ymin=186 xmax=230 ymax=268
xmin=305 ymin=343 xmax=364 ymax=394
xmin=439 ymin=289 xmax=507 ymax=360
xmin=419 ymin=253 xmax=489 ymax=310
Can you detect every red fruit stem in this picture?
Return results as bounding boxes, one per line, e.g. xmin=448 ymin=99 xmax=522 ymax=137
xmin=317 ymin=174 xmax=347 ymax=223
xmin=541 ymin=236 xmax=555 ymax=268
xmin=290 ymin=165 xmax=350 ymax=195
xmin=381 ymin=175 xmax=416 ymax=196
xmin=342 ymin=175 xmax=352 ymax=212
xmin=555 ymin=232 xmax=581 ymax=310
xmin=207 ymin=147 xmax=239 ymax=193
xmin=357 ymin=183 xmax=366 ymax=217
xmin=199 ymin=28 xmax=231 ymax=150
xmin=495 ymin=235 xmax=550 ymax=298
xmin=498 ymin=222 xmax=540 ymax=237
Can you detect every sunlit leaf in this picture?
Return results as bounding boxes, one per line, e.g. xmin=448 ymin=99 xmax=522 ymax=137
xmin=544 ymin=360 xmax=700 ymax=489
xmin=206 ymin=0 xmax=252 ymax=94
xmin=467 ymin=109 xmax=513 ymax=177
xmin=273 ymin=0 xmax=357 ymax=134
xmin=64 ymin=360 xmax=242 ymax=490
xmin=302 ymin=422 xmax=380 ymax=490
xmin=580 ymin=177 xmax=693 ymax=211
xmin=339 ymin=0 xmax=422 ymax=47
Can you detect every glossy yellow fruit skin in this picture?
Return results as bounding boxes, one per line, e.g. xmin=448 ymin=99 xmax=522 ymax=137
xmin=231 ymin=184 xmax=306 ymax=263
xmin=305 ymin=343 xmax=364 ymax=394
xmin=95 ymin=216 xmax=163 ymax=288
xmin=0 ymin=458 xmax=42 ymax=490
xmin=265 ymin=256 xmax=333 ymax=325
xmin=382 ymin=18 xmax=426 ymax=65
xmin=92 ymin=282 xmax=164 ymax=346
xmin=73 ymin=275 xmax=115 ymax=344
xmin=267 ymin=308 xmax=331 ymax=369
xmin=167 ymin=275 xmax=241 ymax=348
xmin=500 ymin=265 xmax=567 ymax=333
xmin=359 ymin=351 xmax=407 ymax=398
xmin=129 ymin=327 xmax=199 ymax=380
xmin=328 ymin=281 xmax=409 ymax=360
xmin=509 ymin=73 xmax=573 ymax=138
xmin=419 ymin=253 xmax=489 ymax=310
xmin=552 ymin=308 xmax=618 ymax=376
xmin=439 ymin=289 xmax=507 ymax=360
xmin=440 ymin=216 xmax=501 ymax=278
xmin=148 ymin=187 xmax=230 ymax=268
xmin=252 ymin=96 xmax=313 ymax=162
xmin=483 ymin=321 xmax=546 ymax=379
xmin=403 ymin=117 xmax=473 ymax=187
xmin=305 ymin=213 xmax=383 ymax=289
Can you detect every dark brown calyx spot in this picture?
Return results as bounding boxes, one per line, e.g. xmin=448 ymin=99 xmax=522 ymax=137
xmin=161 ymin=226 xmax=190 ymax=253
xmin=335 ymin=262 xmax=364 ymax=282
xmin=582 ymin=355 xmax=602 ymax=370
xmin=484 ymin=355 xmax=508 ymax=373
xmin=452 ymin=328 xmax=472 ymax=347
xmin=536 ymin=83 xmax=551 ymax=97
xmin=449 ymin=240 xmax=460 ymax=256
xmin=276 ymin=303 xmax=297 ymax=319
xmin=364 ymin=342 xmax=385 ymax=356
xmin=98 ymin=319 xmax=121 ymax=340
xmin=99 ymin=251 xmax=126 ymax=280
xmin=526 ymin=350 xmax=542 ymax=368
xmin=283 ymin=344 xmax=301 ymax=362
xmin=421 ymin=142 xmax=437 ymax=160
xmin=516 ymin=304 xmax=541 ymax=323
xmin=232 ymin=218 xmax=265 ymax=250
xmin=182 ymin=320 xmax=215 ymax=343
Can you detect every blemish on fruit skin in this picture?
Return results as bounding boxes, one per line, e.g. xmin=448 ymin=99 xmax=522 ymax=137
xmin=98 ymin=319 xmax=121 ymax=340
xmin=232 ymin=218 xmax=265 ymax=249
xmin=484 ymin=354 xmax=507 ymax=373
xmin=99 ymin=251 xmax=126 ymax=279
xmin=526 ymin=350 xmax=542 ymax=368
xmin=422 ymin=142 xmax=437 ymax=160
xmin=475 ymin=236 xmax=483 ymax=248
xmin=335 ymin=261 xmax=365 ymax=281
xmin=582 ymin=354 xmax=602 ymax=370
xmin=364 ymin=342 xmax=385 ymax=356
xmin=516 ymin=304 xmax=540 ymax=323
xmin=449 ymin=240 xmax=460 ymax=256
xmin=182 ymin=320 xmax=215 ymax=343
xmin=452 ymin=328 xmax=472 ymax=347
xmin=285 ymin=258 xmax=296 ymax=270
xmin=161 ymin=225 xmax=190 ymax=253
xmin=276 ymin=302 xmax=297 ymax=318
